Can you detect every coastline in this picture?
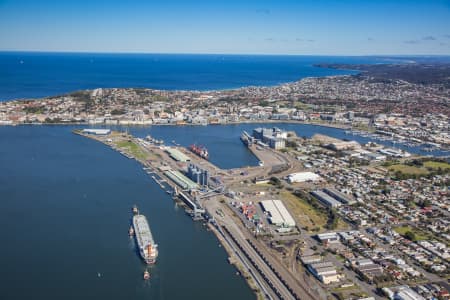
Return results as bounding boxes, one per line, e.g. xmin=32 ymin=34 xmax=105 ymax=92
xmin=0 ymin=52 xmax=365 ymax=102
xmin=0 ymin=71 xmax=355 ymax=104
xmin=1 ymin=119 xmax=353 ymax=130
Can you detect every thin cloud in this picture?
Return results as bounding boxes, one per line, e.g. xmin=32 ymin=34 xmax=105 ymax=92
xmin=444 ymin=34 xmax=450 ymax=39
xmin=368 ymin=37 xmax=374 ymax=41
xmin=422 ymin=36 xmax=436 ymax=41
xmin=256 ymin=9 xmax=270 ymax=14
xmin=295 ymin=38 xmax=314 ymax=43
xmin=264 ymin=37 xmax=275 ymax=42
xmin=404 ymin=40 xmax=420 ymax=44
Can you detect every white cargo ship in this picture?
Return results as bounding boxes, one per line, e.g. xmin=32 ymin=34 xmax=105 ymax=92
xmin=132 ymin=213 xmax=158 ymax=264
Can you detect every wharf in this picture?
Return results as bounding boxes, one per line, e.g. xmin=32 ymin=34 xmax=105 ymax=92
xmin=74 ymin=129 xmax=315 ymax=300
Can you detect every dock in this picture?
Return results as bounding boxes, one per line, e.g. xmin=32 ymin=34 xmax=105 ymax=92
xmin=74 ymin=129 xmax=315 ymax=300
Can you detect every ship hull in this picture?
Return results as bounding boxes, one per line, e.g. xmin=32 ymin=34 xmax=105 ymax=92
xmin=189 ymin=144 xmax=209 ymax=160
xmin=240 ymin=131 xmax=252 ymax=147
xmin=132 ymin=214 xmax=158 ymax=264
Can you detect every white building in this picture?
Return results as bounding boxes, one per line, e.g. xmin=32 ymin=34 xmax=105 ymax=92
xmin=287 ymin=172 xmax=321 ymax=183
xmin=82 ymin=128 xmax=111 ymax=135
xmin=260 ymin=200 xmax=296 ymax=227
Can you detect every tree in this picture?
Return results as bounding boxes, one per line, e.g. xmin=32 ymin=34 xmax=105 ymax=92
xmin=404 ymin=231 xmax=416 ymax=241
xmin=418 ymin=199 xmax=431 ymax=208
xmin=269 ymin=177 xmax=282 ymax=188
xmin=111 ymin=108 xmax=126 ymax=115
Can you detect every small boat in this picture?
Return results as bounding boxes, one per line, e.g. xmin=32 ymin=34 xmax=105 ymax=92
xmin=132 ymin=205 xmax=139 ymax=215
xmin=128 ymin=226 xmax=135 ymax=236
xmin=143 ymin=270 xmax=150 ymax=280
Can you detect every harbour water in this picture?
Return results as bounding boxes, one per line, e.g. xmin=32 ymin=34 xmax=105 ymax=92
xmin=0 ymin=125 xmax=254 ymax=300
xmin=123 ymin=123 xmax=449 ymax=168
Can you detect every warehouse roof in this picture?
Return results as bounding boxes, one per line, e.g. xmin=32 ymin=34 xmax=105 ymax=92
xmin=165 ymin=147 xmax=190 ymax=162
xmin=287 ymin=172 xmax=321 ymax=183
xmin=261 ymin=200 xmax=296 ymax=227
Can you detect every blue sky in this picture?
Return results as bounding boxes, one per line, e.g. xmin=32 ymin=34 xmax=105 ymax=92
xmin=0 ymin=0 xmax=449 ymax=55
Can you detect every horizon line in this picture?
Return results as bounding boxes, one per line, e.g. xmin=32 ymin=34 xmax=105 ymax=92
xmin=1 ymin=49 xmax=450 ymax=57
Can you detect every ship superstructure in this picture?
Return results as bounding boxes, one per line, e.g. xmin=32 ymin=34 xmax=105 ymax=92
xmin=240 ymin=131 xmax=253 ymax=147
xmin=189 ymin=144 xmax=209 ymax=160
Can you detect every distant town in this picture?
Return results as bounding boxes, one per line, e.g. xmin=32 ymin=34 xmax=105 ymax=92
xmin=1 ymin=63 xmax=449 ymax=150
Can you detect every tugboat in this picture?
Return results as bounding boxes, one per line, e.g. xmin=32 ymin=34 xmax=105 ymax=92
xmin=132 ymin=205 xmax=139 ymax=215
xmin=128 ymin=226 xmax=135 ymax=236
xmin=143 ymin=270 xmax=150 ymax=280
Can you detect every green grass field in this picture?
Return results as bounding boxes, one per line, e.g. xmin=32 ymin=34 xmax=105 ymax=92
xmin=423 ymin=161 xmax=450 ymax=170
xmin=281 ymin=191 xmax=327 ymax=230
xmin=388 ymin=164 xmax=429 ymax=176
xmin=394 ymin=226 xmax=429 ymax=241
xmin=115 ymin=140 xmax=148 ymax=161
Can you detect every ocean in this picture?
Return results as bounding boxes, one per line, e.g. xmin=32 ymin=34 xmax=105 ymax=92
xmin=0 ymin=52 xmax=391 ymax=101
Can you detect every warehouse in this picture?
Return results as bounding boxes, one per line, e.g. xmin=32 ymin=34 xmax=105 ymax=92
xmin=82 ymin=128 xmax=111 ymax=135
xmin=286 ymin=171 xmax=321 ymax=183
xmin=323 ymin=188 xmax=356 ymax=205
xmin=260 ymin=200 xmax=296 ymax=227
xmin=311 ymin=190 xmax=342 ymax=208
xmin=316 ymin=232 xmax=340 ymax=244
xmin=164 ymin=170 xmax=198 ymax=190
xmin=306 ymin=261 xmax=341 ymax=284
xmin=327 ymin=140 xmax=361 ymax=151
xmin=165 ymin=147 xmax=191 ymax=162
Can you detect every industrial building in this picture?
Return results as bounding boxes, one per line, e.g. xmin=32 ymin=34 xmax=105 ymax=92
xmin=316 ymin=232 xmax=340 ymax=244
xmin=327 ymin=140 xmax=361 ymax=151
xmin=306 ymin=261 xmax=341 ymax=284
xmin=382 ymin=285 xmax=426 ymax=300
xmin=378 ymin=148 xmax=411 ymax=158
xmin=164 ymin=170 xmax=198 ymax=190
xmin=260 ymin=200 xmax=296 ymax=227
xmin=362 ymin=152 xmax=387 ymax=161
xmin=311 ymin=190 xmax=342 ymax=208
xmin=323 ymin=188 xmax=356 ymax=205
xmin=165 ymin=148 xmax=191 ymax=162
xmin=82 ymin=128 xmax=111 ymax=135
xmin=286 ymin=171 xmax=321 ymax=183
xmin=351 ymin=258 xmax=384 ymax=281
xmin=252 ymin=127 xmax=287 ymax=150
xmin=299 ymin=255 xmax=322 ymax=265
xmin=186 ymin=164 xmax=209 ymax=186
